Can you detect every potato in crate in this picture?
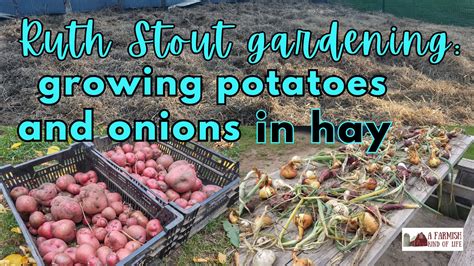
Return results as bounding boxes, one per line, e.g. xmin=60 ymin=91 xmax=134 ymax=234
xmin=91 ymin=137 xmax=239 ymax=246
xmin=0 ymin=143 xmax=183 ymax=266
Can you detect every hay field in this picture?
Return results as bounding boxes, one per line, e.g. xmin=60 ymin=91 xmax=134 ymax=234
xmin=0 ymin=0 xmax=472 ymax=126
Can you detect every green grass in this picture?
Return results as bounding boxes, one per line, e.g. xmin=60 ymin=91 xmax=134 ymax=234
xmin=0 ymin=210 xmax=25 ymax=259
xmin=447 ymin=125 xmax=474 ymax=159
xmin=166 ymin=217 xmax=234 ymax=265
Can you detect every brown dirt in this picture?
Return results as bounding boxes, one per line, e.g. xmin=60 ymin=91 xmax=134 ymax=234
xmin=0 ymin=0 xmax=473 ymax=126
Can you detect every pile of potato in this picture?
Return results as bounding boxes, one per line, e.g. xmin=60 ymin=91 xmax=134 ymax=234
xmin=11 ymin=170 xmax=164 ymax=265
xmin=104 ymin=142 xmax=222 ymax=209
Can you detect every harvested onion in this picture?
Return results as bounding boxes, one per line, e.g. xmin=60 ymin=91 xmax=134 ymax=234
xmin=360 ymin=212 xmax=379 ymax=235
xmin=259 ymin=186 xmax=276 ymax=200
xmin=428 ymin=149 xmax=441 ymax=168
xmin=280 ymin=162 xmax=298 ymax=179
xmin=294 ymin=213 xmax=313 ymax=241
xmin=253 ymin=249 xmax=276 ymax=266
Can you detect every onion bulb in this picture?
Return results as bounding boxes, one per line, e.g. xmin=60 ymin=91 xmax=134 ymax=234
xmin=366 ymin=163 xmax=380 ymax=174
xmin=303 ymin=178 xmax=320 ymax=189
xmin=326 ymin=199 xmax=349 ymax=216
xmin=305 ymin=170 xmax=317 ymax=180
xmin=294 ymin=213 xmax=313 ymax=241
xmin=347 ymin=217 xmax=359 ymax=232
xmin=280 ymin=162 xmax=298 ymax=179
xmin=362 ymin=177 xmax=377 ymax=190
xmin=360 ymin=212 xmax=379 ymax=235
xmin=228 ymin=210 xmax=239 ymax=224
xmin=253 ymin=249 xmax=276 ymax=266
xmin=292 ymin=252 xmax=313 ymax=266
xmin=428 ymin=149 xmax=441 ymax=168
xmin=259 ymin=186 xmax=276 ymax=200
xmin=254 ymin=215 xmax=273 ymax=232
xmin=408 ymin=145 xmax=421 ymax=165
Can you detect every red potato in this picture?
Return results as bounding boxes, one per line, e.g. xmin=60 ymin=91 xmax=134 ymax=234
xmin=37 ymin=236 xmax=47 ymax=245
xmin=106 ymin=253 xmax=119 ymax=266
xmin=168 ymin=160 xmax=189 ymax=172
xmin=96 ymin=246 xmax=112 ymax=265
xmin=96 ymin=182 xmax=107 ymax=190
xmin=118 ymin=213 xmax=128 ymax=225
xmin=125 ymin=153 xmax=137 ymax=166
xmin=94 ymin=227 xmax=108 ymax=242
xmin=106 ymin=219 xmax=123 ymax=232
xmin=115 ymin=146 xmax=124 ymax=154
xmin=152 ymin=190 xmax=169 ymax=202
xmin=101 ymin=207 xmax=117 ymax=220
xmin=106 ymin=193 xmax=122 ymax=204
xmin=76 ymin=244 xmax=97 ymax=264
xmin=122 ymin=144 xmax=133 ymax=153
xmin=145 ymin=179 xmax=161 ymax=190
xmin=192 ymin=178 xmax=203 ymax=192
xmin=145 ymin=159 xmax=158 ymax=170
xmin=30 ymin=183 xmax=58 ymax=206
xmin=38 ymin=221 xmax=54 ymax=239
xmin=105 ymin=231 xmax=128 ymax=251
xmin=92 ymin=214 xmax=104 ymax=224
xmin=134 ymin=161 xmax=146 ymax=175
xmin=157 ymin=155 xmax=174 ymax=170
xmin=155 ymin=181 xmax=168 ymax=192
xmin=126 ymin=217 xmax=138 ymax=226
xmin=124 ymin=166 xmax=133 ymax=174
xmin=56 ymin=175 xmax=76 ymax=191
xmin=110 ymin=201 xmax=124 ymax=215
xmin=143 ymin=167 xmax=158 ymax=179
xmin=78 ymin=184 xmax=108 ymax=215
xmin=86 ymin=170 xmax=98 ymax=183
xmin=29 ymin=211 xmax=46 ymax=229
xmin=66 ymin=183 xmax=81 ymax=195
xmin=43 ymin=251 xmax=59 ymax=265
xmin=142 ymin=147 xmax=154 ymax=161
xmin=111 ymin=153 xmax=127 ymax=167
xmin=74 ymin=172 xmax=90 ymax=185
xmin=116 ymin=248 xmax=132 ymax=261
xmin=133 ymin=142 xmax=150 ymax=151
xmin=180 ymin=191 xmax=191 ymax=201
xmin=146 ymin=219 xmax=163 ymax=240
xmin=125 ymin=241 xmax=141 ymax=252
xmin=52 ymin=219 xmax=76 ymax=243
xmin=124 ymin=225 xmax=147 ymax=243
xmin=174 ymin=198 xmax=188 ymax=208
xmin=64 ymin=247 xmax=77 ymax=262
xmin=105 ymin=151 xmax=114 ymax=158
xmin=95 ymin=217 xmax=108 ymax=228
xmin=130 ymin=211 xmax=148 ymax=227
xmin=135 ymin=151 xmax=146 ymax=162
xmin=188 ymin=199 xmax=198 ymax=206
xmin=87 ymin=256 xmax=103 ymax=266
xmin=51 ymin=196 xmax=83 ymax=223
xmin=10 ymin=186 xmax=29 ymax=201
xmin=53 ymin=253 xmax=74 ymax=266
xmin=165 ymin=189 xmax=180 ymax=201
xmin=164 ymin=164 xmax=197 ymax=193
xmin=57 ymin=191 xmax=73 ymax=198
xmin=77 ymin=228 xmax=100 ymax=249
xmin=28 ymin=226 xmax=38 ymax=235
xmin=202 ymin=185 xmax=222 ymax=197
xmin=39 ymin=238 xmax=67 ymax=257
xmin=15 ymin=195 xmax=38 ymax=214
xmin=190 ymin=191 xmax=208 ymax=203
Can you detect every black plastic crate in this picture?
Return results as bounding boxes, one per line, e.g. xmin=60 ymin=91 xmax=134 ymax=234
xmin=0 ymin=143 xmax=183 ymax=266
xmin=91 ymin=137 xmax=239 ymax=246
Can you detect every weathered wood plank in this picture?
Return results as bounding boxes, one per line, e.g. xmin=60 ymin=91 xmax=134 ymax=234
xmin=336 ymin=135 xmax=473 ymax=266
xmin=241 ymin=135 xmax=472 ymax=266
xmin=442 ymin=181 xmax=474 ymax=204
xmin=449 ymin=207 xmax=474 ymax=266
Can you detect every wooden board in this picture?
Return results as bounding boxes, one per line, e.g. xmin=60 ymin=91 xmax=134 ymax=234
xmin=449 ymin=207 xmax=474 ymax=266
xmin=240 ymin=135 xmax=473 ymax=266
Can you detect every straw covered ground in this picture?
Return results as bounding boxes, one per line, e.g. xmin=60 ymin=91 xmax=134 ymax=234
xmin=0 ymin=0 xmax=472 ymax=126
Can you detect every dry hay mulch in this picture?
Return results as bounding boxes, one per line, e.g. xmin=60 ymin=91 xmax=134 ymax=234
xmin=0 ymin=0 xmax=472 ymax=126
